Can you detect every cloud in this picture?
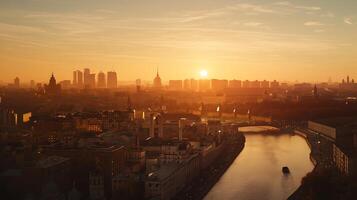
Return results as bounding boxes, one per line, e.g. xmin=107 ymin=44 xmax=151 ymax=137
xmin=344 ymin=17 xmax=353 ymax=25
xmin=274 ymin=1 xmax=321 ymax=12
xmin=304 ymin=21 xmax=324 ymax=26
xmin=243 ymin=22 xmax=263 ymax=27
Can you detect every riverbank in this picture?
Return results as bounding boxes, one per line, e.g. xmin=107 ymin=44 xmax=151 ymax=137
xmin=173 ymin=134 xmax=246 ymax=200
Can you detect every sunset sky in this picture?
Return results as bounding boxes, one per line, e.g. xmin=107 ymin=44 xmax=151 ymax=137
xmin=0 ymin=0 xmax=356 ymax=83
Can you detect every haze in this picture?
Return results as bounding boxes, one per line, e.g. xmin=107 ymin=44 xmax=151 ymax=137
xmin=0 ymin=0 xmax=356 ymax=82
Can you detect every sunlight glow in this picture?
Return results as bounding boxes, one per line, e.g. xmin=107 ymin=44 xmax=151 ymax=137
xmin=200 ymin=70 xmax=208 ymax=78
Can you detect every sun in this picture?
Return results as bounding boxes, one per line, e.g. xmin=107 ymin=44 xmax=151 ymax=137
xmin=200 ymin=70 xmax=208 ymax=78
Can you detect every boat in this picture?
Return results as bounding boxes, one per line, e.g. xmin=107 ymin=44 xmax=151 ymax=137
xmin=282 ymin=166 xmax=290 ymax=174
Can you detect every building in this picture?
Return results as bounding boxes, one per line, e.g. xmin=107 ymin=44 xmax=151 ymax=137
xmin=153 ymin=69 xmax=162 ymax=89
xmin=168 ymin=80 xmax=183 ymax=90
xmin=211 ymin=79 xmax=228 ymax=91
xmin=242 ymin=80 xmax=250 ymax=88
xmin=270 ymin=80 xmax=280 ymax=89
xmin=261 ymin=80 xmax=269 ymax=88
xmin=59 ymin=80 xmax=71 ymax=89
xmin=73 ymin=71 xmax=77 ymax=86
xmin=107 ymin=71 xmax=118 ymax=88
xmin=308 ymin=118 xmax=357 ymax=175
xmin=44 ymin=74 xmax=61 ymax=95
xmin=198 ymin=79 xmax=210 ymax=91
xmin=14 ymin=77 xmax=20 ymax=88
xmin=250 ymin=80 xmax=261 ymax=88
xmin=229 ymin=80 xmax=241 ymax=88
xmin=97 ymin=72 xmax=106 ymax=88
xmin=83 ymin=68 xmax=90 ymax=87
xmin=77 ymin=70 xmax=83 ymax=88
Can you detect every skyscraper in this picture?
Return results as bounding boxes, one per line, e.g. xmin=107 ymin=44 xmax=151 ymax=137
xmin=83 ymin=68 xmax=90 ymax=87
xmin=73 ymin=71 xmax=77 ymax=86
xmin=77 ymin=70 xmax=83 ymax=88
xmin=107 ymin=71 xmax=117 ymax=88
xmin=153 ymin=68 xmax=162 ymax=88
xmin=97 ymin=72 xmax=106 ymax=88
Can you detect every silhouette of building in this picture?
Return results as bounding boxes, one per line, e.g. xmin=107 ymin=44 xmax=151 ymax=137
xmin=73 ymin=71 xmax=77 ymax=86
xmin=169 ymin=80 xmax=183 ymax=90
xmin=77 ymin=70 xmax=83 ymax=88
xmin=153 ymin=68 xmax=162 ymax=89
xmin=14 ymin=77 xmax=20 ymax=88
xmin=107 ymin=71 xmax=117 ymax=88
xmin=270 ymin=80 xmax=280 ymax=89
xmin=211 ymin=79 xmax=228 ymax=91
xmin=136 ymin=79 xmax=141 ymax=92
xmin=83 ymin=68 xmax=90 ymax=86
xmin=44 ymin=73 xmax=61 ymax=95
xmin=229 ymin=80 xmax=242 ymax=88
xmin=97 ymin=72 xmax=106 ymax=88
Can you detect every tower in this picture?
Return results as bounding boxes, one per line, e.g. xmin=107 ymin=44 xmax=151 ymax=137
xmin=153 ymin=67 xmax=162 ymax=88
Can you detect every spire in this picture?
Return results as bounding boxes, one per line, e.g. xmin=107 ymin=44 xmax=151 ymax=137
xmin=156 ymin=66 xmax=159 ymax=77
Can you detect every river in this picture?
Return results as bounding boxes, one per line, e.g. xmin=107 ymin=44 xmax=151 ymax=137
xmin=204 ymin=126 xmax=314 ymax=200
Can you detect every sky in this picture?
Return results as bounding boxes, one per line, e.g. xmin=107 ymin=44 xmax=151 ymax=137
xmin=0 ymin=0 xmax=356 ymax=83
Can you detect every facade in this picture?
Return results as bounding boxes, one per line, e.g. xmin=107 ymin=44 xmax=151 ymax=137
xmin=168 ymin=80 xmax=183 ymax=90
xmin=211 ymin=79 xmax=228 ymax=91
xmin=229 ymin=80 xmax=242 ymax=88
xmin=97 ymin=72 xmax=106 ymax=88
xmin=107 ymin=71 xmax=117 ymax=88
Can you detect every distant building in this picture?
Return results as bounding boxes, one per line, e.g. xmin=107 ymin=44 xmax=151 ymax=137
xmin=83 ymin=68 xmax=90 ymax=86
xmin=59 ymin=80 xmax=71 ymax=89
xmin=211 ymin=79 xmax=228 ymax=91
xmin=169 ymin=80 xmax=183 ymax=90
xmin=73 ymin=71 xmax=77 ymax=86
xmin=97 ymin=72 xmax=106 ymax=88
xmin=153 ymin=69 xmax=162 ymax=89
xmin=270 ymin=80 xmax=280 ymax=89
xmin=184 ymin=79 xmax=198 ymax=91
xmin=261 ymin=80 xmax=269 ymax=88
xmin=242 ymin=80 xmax=250 ymax=88
xmin=77 ymin=70 xmax=83 ymax=88
xmin=44 ymin=74 xmax=61 ymax=95
xmin=107 ymin=71 xmax=118 ymax=88
xmin=14 ymin=77 xmax=20 ymax=88
xmin=229 ymin=80 xmax=241 ymax=88
xmin=250 ymin=80 xmax=260 ymax=88
xmin=198 ymin=79 xmax=210 ymax=91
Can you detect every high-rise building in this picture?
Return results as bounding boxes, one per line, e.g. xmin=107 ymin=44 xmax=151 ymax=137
xmin=77 ymin=70 xmax=83 ymax=88
xmin=14 ymin=77 xmax=20 ymax=88
xmin=169 ymin=80 xmax=183 ymax=90
xmin=211 ymin=79 xmax=228 ymax=91
xmin=250 ymin=80 xmax=261 ymax=88
xmin=229 ymin=80 xmax=242 ymax=88
xmin=153 ymin=68 xmax=162 ymax=89
xmin=107 ymin=71 xmax=118 ymax=88
xmin=183 ymin=79 xmax=191 ymax=90
xmin=270 ymin=80 xmax=280 ymax=88
xmin=261 ymin=80 xmax=269 ymax=88
xmin=73 ymin=71 xmax=77 ymax=86
xmin=190 ymin=79 xmax=198 ymax=91
xmin=88 ymin=74 xmax=96 ymax=88
xmin=242 ymin=80 xmax=250 ymax=88
xmin=199 ymin=79 xmax=210 ymax=91
xmin=97 ymin=72 xmax=106 ymax=88
xmin=84 ymin=68 xmax=90 ymax=87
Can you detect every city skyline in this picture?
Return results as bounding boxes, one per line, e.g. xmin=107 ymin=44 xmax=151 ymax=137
xmin=1 ymin=0 xmax=357 ymax=82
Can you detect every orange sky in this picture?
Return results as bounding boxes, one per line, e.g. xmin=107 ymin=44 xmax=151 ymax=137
xmin=0 ymin=0 xmax=357 ymax=83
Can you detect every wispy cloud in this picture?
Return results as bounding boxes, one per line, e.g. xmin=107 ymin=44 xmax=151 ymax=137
xmin=344 ymin=17 xmax=353 ymax=25
xmin=304 ymin=21 xmax=324 ymax=26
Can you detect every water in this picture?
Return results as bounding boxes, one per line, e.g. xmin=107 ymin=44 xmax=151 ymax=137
xmin=204 ymin=127 xmax=314 ymax=200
